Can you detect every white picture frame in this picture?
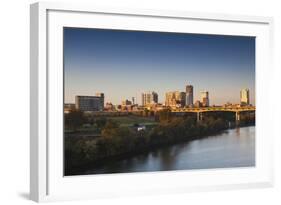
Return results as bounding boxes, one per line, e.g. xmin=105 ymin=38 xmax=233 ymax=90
xmin=30 ymin=2 xmax=274 ymax=202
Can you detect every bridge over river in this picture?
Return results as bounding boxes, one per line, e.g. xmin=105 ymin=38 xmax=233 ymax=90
xmin=171 ymin=106 xmax=255 ymax=121
xmin=82 ymin=106 xmax=255 ymax=122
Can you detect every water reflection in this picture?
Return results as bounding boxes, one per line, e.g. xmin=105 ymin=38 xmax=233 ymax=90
xmin=85 ymin=126 xmax=255 ymax=175
xmin=236 ymin=127 xmax=240 ymax=136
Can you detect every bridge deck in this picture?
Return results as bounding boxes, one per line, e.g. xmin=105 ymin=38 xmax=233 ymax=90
xmin=171 ymin=107 xmax=255 ymax=113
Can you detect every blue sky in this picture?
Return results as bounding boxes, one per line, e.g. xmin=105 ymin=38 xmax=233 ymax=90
xmin=64 ymin=27 xmax=255 ymax=105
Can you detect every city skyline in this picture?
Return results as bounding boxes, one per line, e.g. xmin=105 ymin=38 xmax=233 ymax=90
xmin=68 ymin=86 xmax=252 ymax=108
xmin=64 ymin=27 xmax=255 ymax=105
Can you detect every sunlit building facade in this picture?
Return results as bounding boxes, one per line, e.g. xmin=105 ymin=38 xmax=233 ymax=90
xmin=122 ymin=99 xmax=132 ymax=106
xmin=165 ymin=91 xmax=186 ymax=108
xmin=104 ymin=102 xmax=114 ymax=111
xmin=200 ymin=91 xmax=209 ymax=107
xmin=141 ymin=91 xmax=158 ymax=106
xmin=194 ymin=100 xmax=202 ymax=108
xmin=64 ymin=103 xmax=75 ymax=113
xmin=240 ymin=88 xmax=250 ymax=105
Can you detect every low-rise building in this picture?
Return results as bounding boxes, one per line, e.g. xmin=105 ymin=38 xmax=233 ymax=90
xmin=75 ymin=93 xmax=104 ymax=111
xmin=194 ymin=100 xmax=202 ymax=108
xmin=64 ymin=103 xmax=75 ymax=113
xmin=200 ymin=91 xmax=209 ymax=107
xmin=105 ymin=102 xmax=114 ymax=111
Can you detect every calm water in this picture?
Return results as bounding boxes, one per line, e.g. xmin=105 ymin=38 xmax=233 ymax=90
xmin=85 ymin=126 xmax=255 ymax=175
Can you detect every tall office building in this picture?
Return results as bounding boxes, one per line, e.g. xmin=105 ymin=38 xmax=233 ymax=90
xmin=75 ymin=93 xmax=104 ymax=111
xmin=165 ymin=91 xmax=186 ymax=107
xmin=200 ymin=91 xmax=209 ymax=107
xmin=141 ymin=91 xmax=158 ymax=106
xmin=240 ymin=89 xmax=250 ymax=105
xmin=185 ymin=84 xmax=194 ymax=106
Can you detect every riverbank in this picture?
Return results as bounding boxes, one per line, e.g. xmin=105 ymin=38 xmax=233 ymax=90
xmin=85 ymin=126 xmax=255 ymax=175
xmin=65 ymin=116 xmax=256 ymax=175
xmin=65 ymin=131 xmax=229 ymax=175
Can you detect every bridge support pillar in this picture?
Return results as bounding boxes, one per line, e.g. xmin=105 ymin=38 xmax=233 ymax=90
xmin=197 ymin=112 xmax=203 ymax=122
xmin=235 ymin=111 xmax=240 ymax=122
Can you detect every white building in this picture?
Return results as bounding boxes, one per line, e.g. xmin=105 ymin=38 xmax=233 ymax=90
xmin=240 ymin=89 xmax=250 ymax=105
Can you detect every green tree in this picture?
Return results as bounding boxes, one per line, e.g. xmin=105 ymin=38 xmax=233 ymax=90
xmin=157 ymin=109 xmax=171 ymax=122
xmin=64 ymin=110 xmax=84 ymax=131
xmin=95 ymin=117 xmax=107 ymax=129
xmin=101 ymin=120 xmax=119 ymax=138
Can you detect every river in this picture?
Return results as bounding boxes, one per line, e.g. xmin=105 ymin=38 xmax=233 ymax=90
xmin=84 ymin=126 xmax=255 ymax=175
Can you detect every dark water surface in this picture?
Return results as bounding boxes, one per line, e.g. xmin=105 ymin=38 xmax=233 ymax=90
xmin=84 ymin=126 xmax=255 ymax=175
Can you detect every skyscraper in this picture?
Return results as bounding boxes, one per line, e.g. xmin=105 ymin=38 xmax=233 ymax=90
xmin=141 ymin=91 xmax=158 ymax=106
xmin=185 ymin=84 xmax=193 ymax=106
xmin=200 ymin=91 xmax=209 ymax=107
xmin=240 ymin=89 xmax=250 ymax=105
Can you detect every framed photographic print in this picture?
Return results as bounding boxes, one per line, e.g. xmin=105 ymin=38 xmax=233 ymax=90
xmin=30 ymin=2 xmax=274 ymax=202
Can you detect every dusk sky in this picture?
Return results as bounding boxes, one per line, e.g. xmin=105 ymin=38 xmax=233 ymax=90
xmin=64 ymin=27 xmax=255 ymax=105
